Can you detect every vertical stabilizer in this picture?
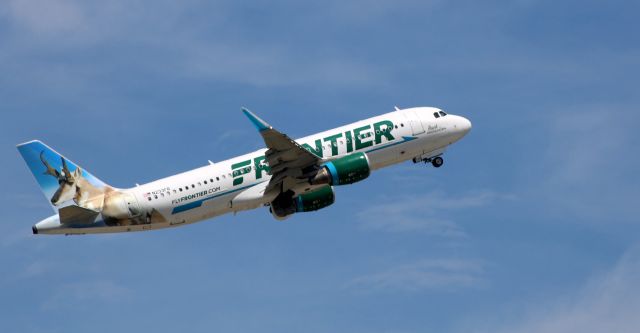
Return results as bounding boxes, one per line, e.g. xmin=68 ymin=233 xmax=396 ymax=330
xmin=17 ymin=140 xmax=110 ymax=212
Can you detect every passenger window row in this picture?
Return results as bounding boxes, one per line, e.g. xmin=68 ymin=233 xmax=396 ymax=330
xmin=146 ymin=172 xmax=231 ymax=201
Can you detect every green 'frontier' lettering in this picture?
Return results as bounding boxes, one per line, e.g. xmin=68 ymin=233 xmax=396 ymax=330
xmin=374 ymin=120 xmax=395 ymax=144
xmin=231 ymin=160 xmax=251 ymax=186
xmin=354 ymin=125 xmax=373 ymax=150
xmin=323 ymin=133 xmax=342 ymax=156
xmin=254 ymin=156 xmax=270 ymax=179
xmin=345 ymin=131 xmax=353 ymax=153
xmin=302 ymin=139 xmax=323 ymax=158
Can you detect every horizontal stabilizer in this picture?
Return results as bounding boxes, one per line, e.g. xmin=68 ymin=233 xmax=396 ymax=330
xmin=58 ymin=205 xmax=100 ymax=225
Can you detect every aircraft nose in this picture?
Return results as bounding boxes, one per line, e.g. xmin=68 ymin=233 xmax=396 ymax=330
xmin=459 ymin=116 xmax=472 ymax=134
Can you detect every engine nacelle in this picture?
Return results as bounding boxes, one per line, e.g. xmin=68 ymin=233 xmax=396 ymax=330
xmin=310 ymin=152 xmax=371 ymax=186
xmin=270 ymin=186 xmax=335 ymax=220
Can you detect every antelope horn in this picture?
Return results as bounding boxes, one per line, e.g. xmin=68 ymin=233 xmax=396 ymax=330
xmin=61 ymin=158 xmax=74 ymax=182
xmin=40 ymin=151 xmax=61 ymax=179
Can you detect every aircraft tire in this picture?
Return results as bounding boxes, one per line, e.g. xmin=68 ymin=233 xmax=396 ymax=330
xmin=432 ymin=156 xmax=444 ymax=168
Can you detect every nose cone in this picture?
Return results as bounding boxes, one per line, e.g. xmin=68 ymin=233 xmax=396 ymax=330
xmin=450 ymin=115 xmax=471 ymax=140
xmin=460 ymin=116 xmax=472 ymax=135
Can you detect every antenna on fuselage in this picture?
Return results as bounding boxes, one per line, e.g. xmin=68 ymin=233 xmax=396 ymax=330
xmin=394 ymin=106 xmax=400 ymax=111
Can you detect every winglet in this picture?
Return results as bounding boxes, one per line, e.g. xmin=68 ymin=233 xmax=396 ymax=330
xmin=241 ymin=107 xmax=272 ymax=132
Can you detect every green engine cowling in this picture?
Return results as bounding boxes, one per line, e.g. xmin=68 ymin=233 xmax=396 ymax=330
xmin=270 ymin=186 xmax=335 ymax=219
xmin=295 ymin=185 xmax=335 ymax=212
xmin=310 ymin=152 xmax=371 ymax=186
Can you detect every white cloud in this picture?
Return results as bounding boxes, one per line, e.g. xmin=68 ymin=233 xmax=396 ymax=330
xmin=471 ymin=246 xmax=640 ymax=333
xmin=348 ymin=258 xmax=485 ymax=293
xmin=357 ymin=190 xmax=509 ymax=235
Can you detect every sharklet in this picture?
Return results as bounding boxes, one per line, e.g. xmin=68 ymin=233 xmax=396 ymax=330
xmin=241 ymin=107 xmax=271 ymax=132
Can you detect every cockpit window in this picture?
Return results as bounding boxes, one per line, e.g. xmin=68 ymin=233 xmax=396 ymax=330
xmin=439 ymin=111 xmax=447 ymax=117
xmin=433 ymin=112 xmax=440 ymax=118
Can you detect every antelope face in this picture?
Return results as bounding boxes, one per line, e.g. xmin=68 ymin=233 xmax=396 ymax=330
xmin=50 ymin=180 xmax=77 ymax=206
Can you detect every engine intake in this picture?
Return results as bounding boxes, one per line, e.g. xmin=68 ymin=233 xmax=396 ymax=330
xmin=310 ymin=152 xmax=371 ymax=186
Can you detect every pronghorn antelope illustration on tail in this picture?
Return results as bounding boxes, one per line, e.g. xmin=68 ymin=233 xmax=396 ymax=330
xmin=40 ymin=151 xmax=104 ymax=209
xmin=18 ymin=140 xmax=167 ymax=232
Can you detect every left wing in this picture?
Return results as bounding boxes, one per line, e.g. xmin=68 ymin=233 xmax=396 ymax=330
xmin=241 ymin=108 xmax=322 ymax=196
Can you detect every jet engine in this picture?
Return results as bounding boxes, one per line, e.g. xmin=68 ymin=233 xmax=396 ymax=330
xmin=270 ymin=186 xmax=335 ymax=220
xmin=310 ymin=152 xmax=370 ymax=186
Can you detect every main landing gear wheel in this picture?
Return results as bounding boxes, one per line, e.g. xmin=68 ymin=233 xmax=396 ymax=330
xmin=431 ymin=156 xmax=444 ymax=168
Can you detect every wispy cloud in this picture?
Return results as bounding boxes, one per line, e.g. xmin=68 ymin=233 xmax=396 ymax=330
xmin=533 ymin=105 xmax=640 ymax=223
xmin=471 ymin=246 xmax=640 ymax=333
xmin=323 ymin=0 xmax=444 ymax=25
xmin=20 ymin=260 xmax=56 ymax=278
xmin=42 ymin=280 xmax=132 ymax=309
xmin=0 ymin=0 xmax=383 ymax=88
xmin=348 ymin=258 xmax=486 ymax=293
xmin=171 ymin=42 xmax=380 ymax=87
xmin=0 ymin=224 xmax=32 ymax=248
xmin=4 ymin=0 xmax=88 ymax=35
xmin=357 ymin=190 xmax=510 ymax=235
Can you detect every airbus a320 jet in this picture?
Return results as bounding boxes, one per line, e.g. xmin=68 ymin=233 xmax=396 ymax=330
xmin=17 ymin=107 xmax=471 ymax=235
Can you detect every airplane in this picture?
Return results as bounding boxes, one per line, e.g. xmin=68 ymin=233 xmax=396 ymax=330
xmin=17 ymin=106 xmax=471 ymax=235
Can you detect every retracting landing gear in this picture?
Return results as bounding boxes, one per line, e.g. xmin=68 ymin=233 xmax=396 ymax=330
xmin=412 ymin=155 xmax=444 ymax=168
xmin=431 ymin=156 xmax=444 ymax=168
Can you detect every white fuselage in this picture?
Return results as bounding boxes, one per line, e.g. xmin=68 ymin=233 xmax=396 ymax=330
xmin=35 ymin=107 xmax=471 ymax=234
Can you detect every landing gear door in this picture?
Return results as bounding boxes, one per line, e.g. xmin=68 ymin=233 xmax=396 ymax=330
xmin=123 ymin=193 xmax=141 ymax=218
xmin=404 ymin=110 xmax=425 ymax=135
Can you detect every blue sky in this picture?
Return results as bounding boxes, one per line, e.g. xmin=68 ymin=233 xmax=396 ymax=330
xmin=1 ymin=0 xmax=639 ymax=332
